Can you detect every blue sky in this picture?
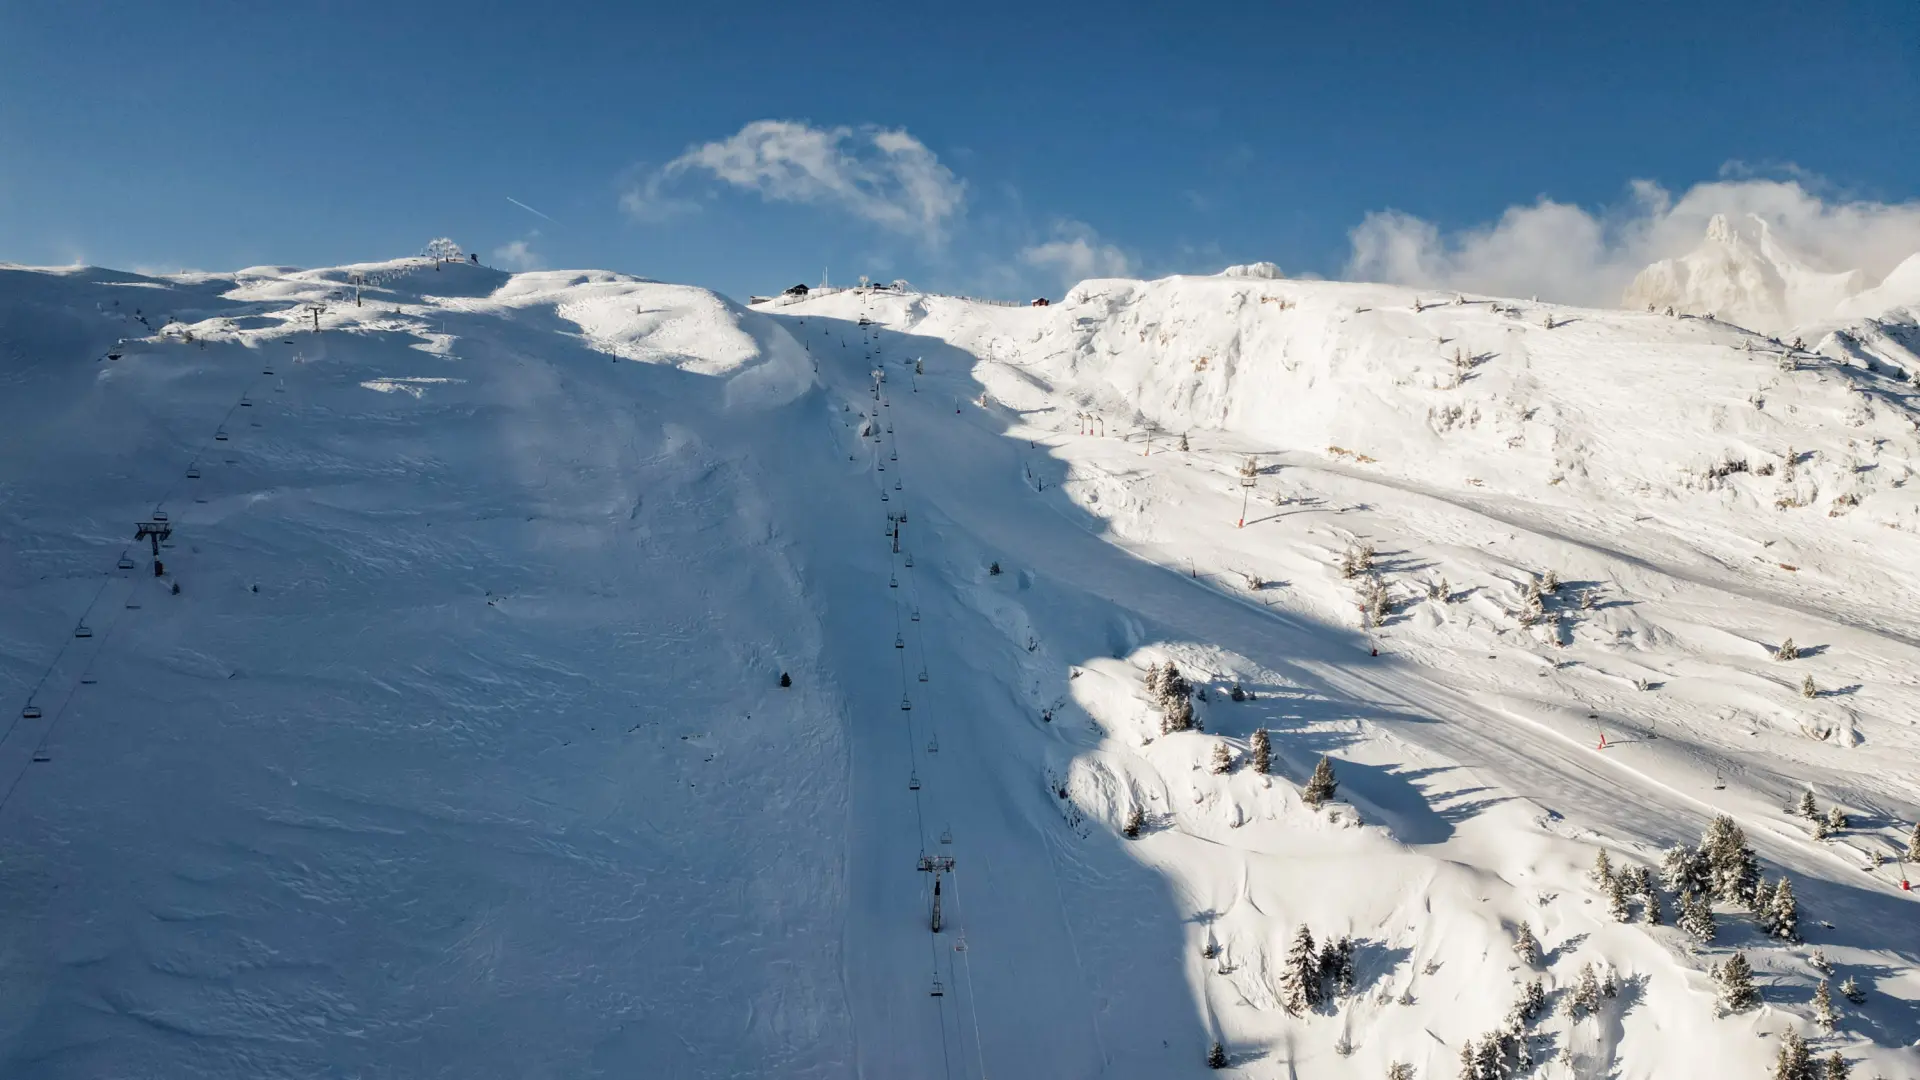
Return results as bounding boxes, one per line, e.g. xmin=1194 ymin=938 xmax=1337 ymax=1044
xmin=2 ymin=1 xmax=1915 ymax=302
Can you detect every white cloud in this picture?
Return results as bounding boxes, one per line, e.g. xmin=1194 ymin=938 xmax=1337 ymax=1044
xmin=1019 ymin=221 xmax=1132 ymax=288
xmin=623 ymin=120 xmax=965 ymax=243
xmin=491 ymin=235 xmax=543 ymax=271
xmin=1343 ymin=173 xmax=1920 ymax=306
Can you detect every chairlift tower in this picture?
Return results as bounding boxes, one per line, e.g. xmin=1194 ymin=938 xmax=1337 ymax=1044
xmin=1238 ymin=455 xmax=1259 ymax=528
xmin=917 ymin=854 xmax=956 ymax=932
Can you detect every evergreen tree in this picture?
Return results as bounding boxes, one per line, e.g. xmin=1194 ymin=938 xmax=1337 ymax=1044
xmin=1210 ymin=742 xmax=1233 ymax=775
xmin=1162 ymin=695 xmax=1196 ymax=734
xmin=1701 ymin=815 xmax=1760 ymax=904
xmin=1752 ymin=878 xmax=1777 ymax=923
xmin=1606 ymin=872 xmax=1632 ymax=921
xmin=1458 ymin=1044 xmax=1476 ymax=1080
xmin=1822 ymin=1050 xmax=1850 ymax=1080
xmin=1474 ymin=1035 xmax=1501 ymax=1079
xmin=1144 ymin=664 xmax=1162 ymax=697
xmin=1250 ymin=728 xmax=1271 ymax=774
xmin=1282 ymin=926 xmax=1321 ymax=1014
xmin=1568 ymin=962 xmax=1601 ymax=1018
xmin=1812 ymin=816 xmax=1829 ymax=840
xmin=1207 ymin=1041 xmax=1228 ymax=1069
xmin=1810 ymin=948 xmax=1832 ymax=975
xmin=1515 ymin=979 xmax=1546 ymax=1023
xmin=1662 ymin=843 xmax=1709 ymax=895
xmin=1123 ymin=805 xmax=1144 ymax=839
xmin=1303 ymin=755 xmax=1339 ymax=807
xmin=1387 ymin=1065 xmax=1414 ymax=1080
xmin=779 ymin=671 xmax=792 ymax=687
xmin=1679 ymin=890 xmax=1717 ymax=942
xmin=1332 ymin=935 xmax=1355 ymax=997
xmin=1824 ymin=805 xmax=1848 ymax=831
xmin=1771 ymin=1031 xmax=1813 ymax=1080
xmin=1812 ymin=978 xmax=1839 ymax=1033
xmin=1802 ymin=674 xmax=1817 ymax=699
xmin=1592 ymin=848 xmax=1614 ymax=887
xmin=1797 ymin=790 xmax=1819 ymax=818
xmin=1839 ymin=976 xmax=1865 ymax=1005
xmin=1640 ymin=889 xmax=1663 ymax=925
xmin=1770 ymin=876 xmax=1800 ymax=941
xmin=1909 ymin=822 xmax=1920 ymax=862
xmin=1512 ymin=921 xmax=1540 ymax=968
xmin=1716 ymin=951 xmax=1760 ymax=1013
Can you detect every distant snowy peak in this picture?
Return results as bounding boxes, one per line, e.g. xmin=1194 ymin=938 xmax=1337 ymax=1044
xmin=1220 ymin=261 xmax=1283 ymax=279
xmin=1622 ymin=213 xmax=1869 ymax=335
xmin=1835 ymin=251 xmax=1920 ymax=320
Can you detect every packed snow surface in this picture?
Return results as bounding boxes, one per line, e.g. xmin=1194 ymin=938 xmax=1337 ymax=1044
xmin=2 ymin=258 xmax=1918 ymax=1078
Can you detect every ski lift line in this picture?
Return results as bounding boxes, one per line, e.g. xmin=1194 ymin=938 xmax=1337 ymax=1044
xmin=2 ymin=567 xmax=121 ymax=748
xmin=946 ymin=866 xmax=991 ymax=1080
xmin=0 ymin=575 xmax=138 ymax=821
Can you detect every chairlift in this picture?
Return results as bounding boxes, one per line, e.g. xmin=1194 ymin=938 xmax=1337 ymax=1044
xmin=918 ymin=668 xmax=928 ymax=683
xmin=929 ymin=977 xmax=944 ymax=997
xmin=928 ymin=733 xmax=940 ymax=753
xmin=117 ymin=555 xmax=135 ymax=570
xmin=881 ymin=492 xmax=889 ymax=501
xmin=74 ymin=622 xmax=93 ymax=639
xmin=30 ymin=749 xmax=50 ymax=764
xmin=80 ymin=676 xmax=96 ymax=685
xmin=125 ymin=598 xmax=141 ymax=609
xmin=889 ymin=575 xmax=898 ymax=588
xmin=904 ymin=553 xmax=914 ymax=567
xmin=262 ymin=366 xmax=274 ymax=375
xmin=890 ymin=451 xmax=897 ymax=461
xmin=214 ymin=428 xmax=229 ymax=441
xmin=910 ymin=608 xmax=920 ymax=621
xmin=20 ymin=705 xmax=41 ymax=720
xmin=239 ymin=397 xmax=253 ymax=407
xmin=895 ymin=634 xmax=906 ymax=649
xmin=909 ymin=770 xmax=921 ymax=791
xmin=900 ymin=695 xmax=912 ymax=711
xmin=186 ymin=465 xmax=201 ymax=479
xmin=152 ymin=511 xmax=168 ymax=523
xmin=894 ymin=479 xmax=901 ymax=490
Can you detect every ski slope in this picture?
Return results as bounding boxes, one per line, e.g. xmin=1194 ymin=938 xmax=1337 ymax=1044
xmin=2 ymin=258 xmax=1917 ymax=1078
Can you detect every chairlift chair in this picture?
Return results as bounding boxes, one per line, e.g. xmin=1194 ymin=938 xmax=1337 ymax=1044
xmin=929 ymin=977 xmax=944 ymax=997
xmin=262 ymin=366 xmax=274 ymax=375
xmin=186 ymin=466 xmax=201 ymax=479
xmin=894 ymin=479 xmax=901 ymax=490
xmin=910 ymin=608 xmax=920 ymax=621
xmin=20 ymin=705 xmax=41 ymax=720
xmin=889 ymin=575 xmax=898 ymax=588
xmin=74 ymin=622 xmax=92 ymax=639
xmin=928 ymin=735 xmax=939 ymax=753
xmin=881 ymin=492 xmax=889 ymax=502
xmin=905 ymin=553 xmax=914 ymax=567
xmin=30 ymin=749 xmax=50 ymax=764
xmin=940 ymin=825 xmax=952 ymax=843
xmin=152 ymin=511 xmax=168 ymax=523
xmin=895 ymin=634 xmax=905 ymax=649
xmin=900 ymin=695 xmax=912 ymax=711
xmin=239 ymin=397 xmax=252 ymax=407
xmin=214 ymin=428 xmax=229 ymax=441
xmin=918 ymin=668 xmax=928 ymax=683
xmin=117 ymin=555 xmax=135 ymax=570
xmin=909 ymin=770 xmax=921 ymax=791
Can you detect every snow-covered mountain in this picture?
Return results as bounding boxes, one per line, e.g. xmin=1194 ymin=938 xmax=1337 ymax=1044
xmin=3 ymin=257 xmax=1918 ymax=1079
xmin=1623 ymin=213 xmax=1872 ymax=336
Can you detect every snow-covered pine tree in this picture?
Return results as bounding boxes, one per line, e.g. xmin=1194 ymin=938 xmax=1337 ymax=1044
xmin=1210 ymin=741 xmax=1232 ymax=775
xmin=1752 ymin=878 xmax=1777 ymax=922
xmin=1250 ymin=728 xmax=1271 ymax=774
xmin=1701 ymin=815 xmax=1760 ymax=904
xmin=1771 ymin=1031 xmax=1813 ymax=1080
xmin=1207 ymin=1041 xmax=1228 ymax=1069
xmin=1716 ymin=951 xmax=1760 ymax=1012
xmin=1839 ymin=976 xmax=1865 ymax=1004
xmin=1802 ymin=674 xmax=1817 ymax=699
xmin=1812 ymin=815 xmax=1829 ymax=840
xmin=1333 ymin=935 xmax=1355 ymax=997
xmin=1679 ymin=890 xmax=1716 ymax=942
xmin=1822 ymin=1050 xmax=1850 ymax=1080
xmin=1812 ymin=978 xmax=1839 ymax=1033
xmin=1387 ymin=1064 xmax=1414 ymax=1080
xmin=1303 ymin=755 xmax=1338 ymax=807
xmin=1606 ymin=873 xmax=1632 ymax=921
xmin=1512 ymin=921 xmax=1540 ymax=968
xmin=1282 ymin=926 xmax=1321 ymax=1013
xmin=1797 ymin=790 xmax=1819 ymax=818
xmin=1770 ymin=876 xmax=1799 ymax=941
xmin=1515 ymin=978 xmax=1546 ymax=1022
xmin=1473 ymin=1035 xmax=1501 ymax=1079
xmin=1179 ymin=432 xmax=1190 ymax=452
xmin=1776 ymin=637 xmax=1800 ymax=661
xmin=1908 ymin=821 xmax=1920 ymax=861
xmin=1457 ymin=1044 xmax=1476 ymax=1080
xmin=1661 ymin=843 xmax=1707 ymax=895
xmin=779 ymin=671 xmax=792 ymax=687
xmin=1640 ymin=889 xmax=1663 ymax=925
xmin=1144 ymin=664 xmax=1163 ymax=697
xmin=1824 ymin=805 xmax=1848 ymax=831
xmin=1162 ymin=694 xmax=1196 ymax=735
xmin=1568 ymin=962 xmax=1601 ymax=1019
xmin=1123 ymin=805 xmax=1144 ymax=839
xmin=1591 ymin=849 xmax=1614 ymax=887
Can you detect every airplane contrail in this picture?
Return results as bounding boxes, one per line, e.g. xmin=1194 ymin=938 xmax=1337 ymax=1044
xmin=506 ymin=197 xmax=558 ymax=224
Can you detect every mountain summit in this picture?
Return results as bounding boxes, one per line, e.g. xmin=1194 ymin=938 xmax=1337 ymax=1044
xmin=1623 ymin=212 xmax=1868 ymax=335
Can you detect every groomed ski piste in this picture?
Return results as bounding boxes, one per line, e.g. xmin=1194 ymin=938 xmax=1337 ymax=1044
xmin=1 ymin=255 xmax=1917 ymax=1078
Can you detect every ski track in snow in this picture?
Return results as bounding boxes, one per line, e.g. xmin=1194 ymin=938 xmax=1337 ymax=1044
xmin=0 ymin=261 xmax=1917 ymax=1078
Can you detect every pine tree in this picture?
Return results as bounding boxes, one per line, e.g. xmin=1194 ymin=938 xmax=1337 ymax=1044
xmin=1701 ymin=815 xmax=1760 ymax=904
xmin=1640 ymin=889 xmax=1663 ymax=925
xmin=1123 ymin=805 xmax=1144 ymax=839
xmin=1330 ymin=934 xmax=1356 ymax=997
xmin=1591 ymin=849 xmax=1614 ymax=887
xmin=1839 ymin=976 xmax=1865 ymax=1005
xmin=1179 ymin=432 xmax=1190 ymax=452
xmin=1303 ymin=755 xmax=1338 ymax=807
xmin=1387 ymin=1064 xmax=1414 ymax=1080
xmin=779 ymin=671 xmax=792 ymax=687
xmin=1753 ymin=878 xmax=1777 ymax=922
xmin=1662 ymin=843 xmax=1708 ymax=896
xmin=1812 ymin=978 xmax=1839 ymax=1033
xmin=1716 ymin=951 xmax=1760 ymax=1012
xmin=1458 ymin=1044 xmax=1476 ymax=1080
xmin=1207 ymin=1041 xmax=1228 ymax=1069
xmin=1908 ymin=822 xmax=1920 ymax=862
xmin=1679 ymin=890 xmax=1717 ymax=942
xmin=1144 ymin=664 xmax=1162 ymax=698
xmin=1770 ymin=876 xmax=1800 ymax=941
xmin=1810 ymin=948 xmax=1833 ymax=975
xmin=1822 ymin=1050 xmax=1850 ymax=1080
xmin=1812 ymin=816 xmax=1829 ymax=840
xmin=1162 ymin=695 xmax=1196 ymax=734
xmin=1251 ymin=728 xmax=1271 ymax=774
xmin=1824 ymin=805 xmax=1848 ymax=831
xmin=1282 ymin=926 xmax=1321 ymax=1013
xmin=1797 ymin=790 xmax=1819 ymax=818
xmin=1802 ymin=674 xmax=1817 ymax=699
xmin=1210 ymin=742 xmax=1233 ymax=775
xmin=1516 ymin=978 xmax=1546 ymax=1022
xmin=1474 ymin=1035 xmax=1501 ymax=1079
xmin=1512 ymin=921 xmax=1539 ymax=968
xmin=1606 ymin=872 xmax=1632 ymax=922
xmin=1568 ymin=962 xmax=1601 ymax=1018
xmin=1771 ymin=1031 xmax=1813 ymax=1080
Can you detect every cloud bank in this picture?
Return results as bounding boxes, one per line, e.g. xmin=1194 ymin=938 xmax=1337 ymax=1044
xmin=1019 ymin=221 xmax=1132 ymax=289
xmin=1344 ymin=174 xmax=1920 ymax=307
xmin=624 ymin=120 xmax=965 ymax=243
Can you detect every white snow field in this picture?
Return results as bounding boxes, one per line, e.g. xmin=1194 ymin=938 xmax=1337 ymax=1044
xmin=3 ymin=257 xmax=1918 ymax=1078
